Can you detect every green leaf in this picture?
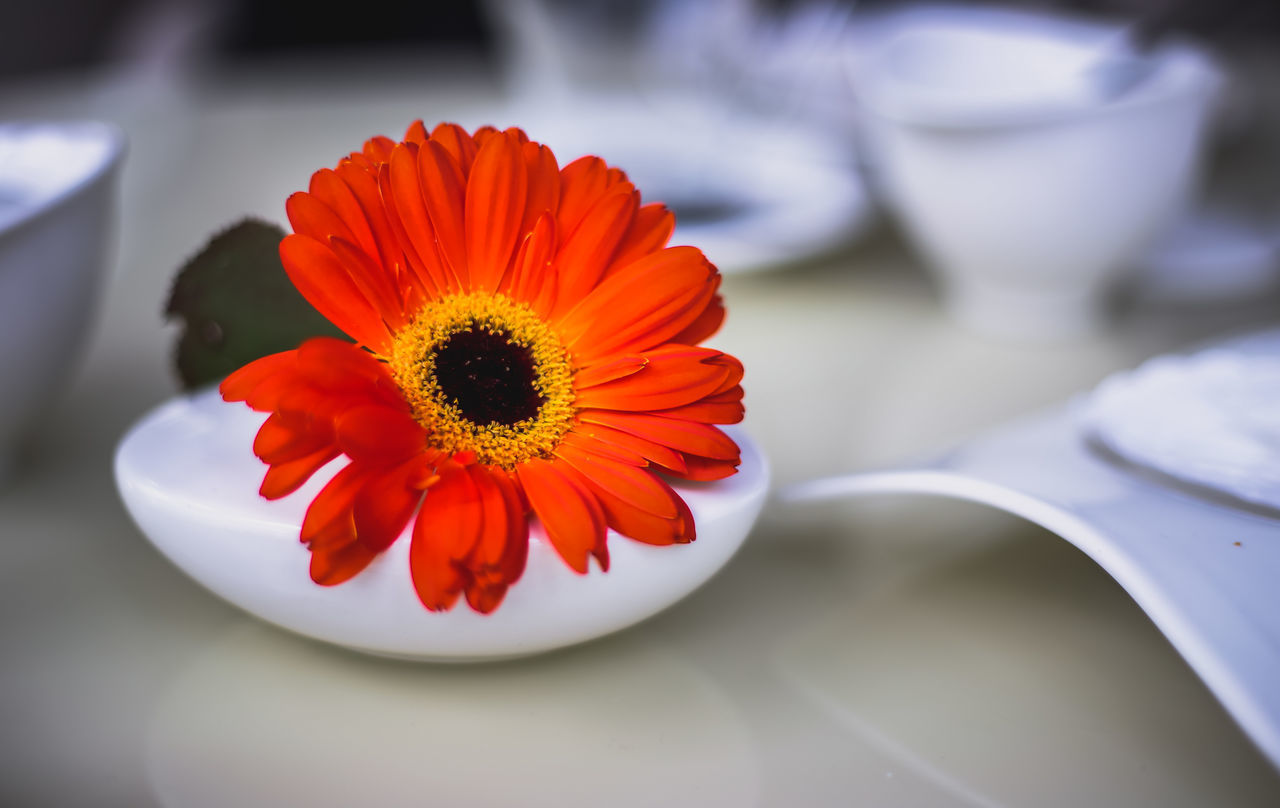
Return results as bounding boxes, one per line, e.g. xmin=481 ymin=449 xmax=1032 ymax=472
xmin=165 ymin=218 xmax=347 ymax=390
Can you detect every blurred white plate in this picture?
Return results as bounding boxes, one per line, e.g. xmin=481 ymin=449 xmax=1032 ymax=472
xmin=506 ymin=97 xmax=873 ymax=273
xmin=1132 ymin=207 xmax=1280 ymax=303
xmin=1084 ymin=330 xmax=1280 ymax=513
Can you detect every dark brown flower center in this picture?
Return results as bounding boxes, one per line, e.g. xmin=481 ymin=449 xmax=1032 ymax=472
xmin=433 ymin=326 xmax=545 ymax=426
xmin=388 ymin=292 xmax=576 ymax=467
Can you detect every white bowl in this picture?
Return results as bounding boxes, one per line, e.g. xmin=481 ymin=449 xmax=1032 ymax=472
xmin=115 ymin=390 xmax=770 ymax=661
xmin=0 ymin=121 xmax=125 ymax=478
xmin=851 ymin=8 xmax=1222 ymax=339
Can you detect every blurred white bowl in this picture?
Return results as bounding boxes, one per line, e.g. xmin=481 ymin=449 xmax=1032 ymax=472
xmin=0 ymin=121 xmax=124 ymax=480
xmin=851 ymin=7 xmax=1222 ymax=339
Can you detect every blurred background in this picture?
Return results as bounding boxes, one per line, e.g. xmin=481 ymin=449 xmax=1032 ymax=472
xmin=4 ymin=2 xmax=1280 ymax=806
xmin=6 ymin=0 xmax=1280 ymax=334
xmin=4 ymin=1 xmax=1279 ymax=78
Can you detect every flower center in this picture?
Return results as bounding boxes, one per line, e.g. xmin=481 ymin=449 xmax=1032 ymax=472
xmin=433 ymin=327 xmax=544 ymax=426
xmin=388 ymin=293 xmax=575 ymax=468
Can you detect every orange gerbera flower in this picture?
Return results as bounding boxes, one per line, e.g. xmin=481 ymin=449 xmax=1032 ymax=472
xmin=220 ymin=121 xmax=743 ymax=614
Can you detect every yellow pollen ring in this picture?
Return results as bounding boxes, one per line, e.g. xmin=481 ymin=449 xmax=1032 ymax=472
xmin=387 ymin=292 xmax=575 ymax=468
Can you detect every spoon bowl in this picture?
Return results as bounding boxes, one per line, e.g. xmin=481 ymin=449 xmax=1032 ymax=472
xmin=115 ymin=390 xmax=769 ymax=661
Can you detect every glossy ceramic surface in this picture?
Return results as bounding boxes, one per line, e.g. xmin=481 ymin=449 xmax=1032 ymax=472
xmin=0 ymin=121 xmax=125 ymax=480
xmin=788 ymin=392 xmax=1280 ymax=768
xmin=1084 ymin=330 xmax=1280 ymax=514
xmin=850 ymin=6 xmax=1221 ymax=338
xmin=115 ymin=390 xmax=770 ymax=661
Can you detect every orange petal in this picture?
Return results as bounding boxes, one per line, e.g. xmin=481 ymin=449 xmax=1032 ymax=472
xmin=353 ymin=458 xmax=426 ymax=552
xmin=559 ymin=429 xmax=647 ymax=467
xmin=279 ymin=234 xmax=391 ymax=351
xmin=549 ymin=188 xmax=638 ymax=317
xmin=472 ymin=125 xmax=501 ymax=147
xmin=569 ymin=420 xmax=687 ymax=473
xmin=464 ymin=465 xmax=512 ymax=571
xmin=585 ymin=279 xmax=716 ymax=358
xmin=460 ymin=469 xmax=530 ymax=608
xmin=327 ymin=236 xmax=405 ymax=328
xmin=310 ymin=538 xmax=378 ymax=586
xmin=334 ymin=160 xmax=424 ymax=300
xmin=259 ymin=446 xmax=340 ymax=499
xmin=465 ymin=130 xmax=528 ymax=292
xmin=387 ymin=143 xmax=454 ymax=294
xmin=334 ymin=404 xmax=424 ymax=463
xmin=672 ymin=455 xmax=740 ymax=481
xmin=410 ymin=463 xmax=482 ymax=611
xmin=572 ymin=354 xmax=647 ymax=389
xmin=301 ymin=462 xmax=365 ymax=543
xmin=556 ymin=246 xmax=712 ymax=352
xmin=308 ymin=168 xmax=380 ymax=259
xmin=286 ymin=191 xmax=360 ymax=249
xmin=220 ymin=351 xmax=294 ymax=405
xmin=252 ymin=412 xmax=333 ymax=464
xmin=654 ymin=393 xmax=745 ymax=425
xmin=520 ymin=142 xmax=560 ymax=240
xmin=232 ymin=367 xmax=303 ymax=414
xmin=382 ymin=197 xmax=446 ymax=301
xmin=363 ymin=135 xmax=396 ymax=164
xmin=670 ymin=293 xmax=726 ymax=346
xmin=460 ymin=468 xmax=529 ymax=613
xmin=418 ymin=139 xmax=469 ymax=287
xmin=574 ymin=346 xmax=733 ymax=411
xmin=404 ymin=120 xmax=430 ymax=145
xmin=464 ymin=584 xmax=506 ymax=615
xmin=294 ymin=338 xmax=402 ymax=405
xmin=582 ymin=476 xmax=694 ymax=546
xmin=516 ymin=458 xmax=606 ymax=574
xmin=492 ymin=470 xmax=530 ymax=583
xmin=617 ymin=280 xmax=718 ymax=358
xmin=345 ymin=151 xmax=376 ymax=173
xmin=252 ymin=413 xmax=300 ymax=459
xmin=580 ymin=411 xmax=740 ymax=461
xmin=605 ymin=202 xmax=674 ymax=277
xmin=430 ymin=122 xmax=479 ymax=176
xmin=556 ymin=156 xmax=612 ymax=239
xmin=554 ymin=444 xmax=677 ymax=518
xmin=274 ymin=384 xmax=345 ymax=421
xmin=305 ymin=469 xmax=381 ymax=586
xmin=708 ymin=352 xmax=744 ymax=395
xmin=502 ymin=126 xmax=530 ymax=145
xmin=504 ymin=212 xmax=557 ymax=317
xmin=554 ymin=460 xmax=611 ymax=572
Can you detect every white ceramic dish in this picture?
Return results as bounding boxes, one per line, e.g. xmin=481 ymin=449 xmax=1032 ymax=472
xmin=1131 ymin=207 xmax=1280 ymax=303
xmin=1084 ymin=330 xmax=1280 ymax=514
xmin=786 ymin=344 xmax=1280 ymax=769
xmin=0 ymin=121 xmax=125 ymax=479
xmin=506 ymin=98 xmax=873 ymax=273
xmin=849 ymin=6 xmax=1221 ymax=339
xmin=115 ymin=390 xmax=770 ymax=661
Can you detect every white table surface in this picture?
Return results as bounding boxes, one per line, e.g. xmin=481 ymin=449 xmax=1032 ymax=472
xmin=2 ymin=52 xmax=1279 ymax=806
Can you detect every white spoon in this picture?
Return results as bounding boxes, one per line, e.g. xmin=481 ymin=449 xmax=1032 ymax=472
xmin=115 ymin=389 xmax=770 ymax=662
xmin=781 ymin=334 xmax=1280 ymax=770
